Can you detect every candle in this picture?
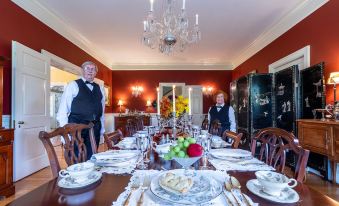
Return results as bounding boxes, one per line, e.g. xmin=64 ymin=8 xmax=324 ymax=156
xmin=143 ymin=21 xmax=147 ymax=31
xmin=150 ymin=0 xmax=154 ymax=11
xmin=188 ymin=87 xmax=192 ymax=115
xmin=182 ymin=0 xmax=186 ymax=10
xmin=157 ymin=87 xmax=160 ymax=115
xmin=195 ymin=14 xmax=199 ymax=25
xmin=172 ymin=85 xmax=176 ymax=113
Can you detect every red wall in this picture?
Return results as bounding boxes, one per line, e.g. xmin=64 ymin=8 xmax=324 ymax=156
xmin=111 ymin=70 xmax=232 ymax=113
xmin=0 ymin=0 xmax=113 ymax=114
xmin=232 ymin=0 xmax=339 ymax=105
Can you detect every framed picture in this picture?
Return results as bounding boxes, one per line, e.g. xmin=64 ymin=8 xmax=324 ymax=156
xmin=104 ymin=85 xmax=111 ymax=106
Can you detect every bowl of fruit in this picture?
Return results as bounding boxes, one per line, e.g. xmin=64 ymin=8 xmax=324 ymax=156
xmin=163 ymin=137 xmax=203 ymax=169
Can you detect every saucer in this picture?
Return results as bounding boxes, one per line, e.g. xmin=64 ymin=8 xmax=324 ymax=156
xmin=58 ymin=171 xmax=102 ymax=189
xmin=246 ymin=179 xmax=300 ymax=203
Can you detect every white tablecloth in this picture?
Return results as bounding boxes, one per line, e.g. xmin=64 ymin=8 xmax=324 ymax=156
xmin=112 ymin=169 xmax=258 ymax=206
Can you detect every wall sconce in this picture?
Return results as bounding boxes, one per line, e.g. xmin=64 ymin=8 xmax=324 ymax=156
xmin=131 ymin=86 xmax=143 ymax=97
xmin=327 ymin=72 xmax=339 ymax=103
xmin=117 ymin=100 xmax=123 ymax=115
xmin=202 ymin=86 xmax=214 ymax=96
xmin=146 ymin=100 xmax=152 ymax=107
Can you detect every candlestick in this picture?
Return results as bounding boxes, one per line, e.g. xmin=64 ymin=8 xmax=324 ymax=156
xmin=172 ymin=85 xmax=176 ymax=113
xmin=150 ymin=0 xmax=154 ymax=11
xmin=188 ymin=87 xmax=192 ymax=115
xmin=182 ymin=0 xmax=186 ymax=10
xmin=143 ymin=21 xmax=147 ymax=31
xmin=195 ymin=14 xmax=199 ymax=25
xmin=157 ymin=87 xmax=160 ymax=115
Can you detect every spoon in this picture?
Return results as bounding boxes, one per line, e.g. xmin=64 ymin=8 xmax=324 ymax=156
xmin=230 ymin=176 xmax=253 ymax=206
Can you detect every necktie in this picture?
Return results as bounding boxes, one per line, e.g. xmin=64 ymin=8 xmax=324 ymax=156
xmin=85 ymin=81 xmax=94 ymax=86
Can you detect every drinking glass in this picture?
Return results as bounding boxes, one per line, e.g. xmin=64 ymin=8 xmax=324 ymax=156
xmin=136 ymin=135 xmax=148 ymax=169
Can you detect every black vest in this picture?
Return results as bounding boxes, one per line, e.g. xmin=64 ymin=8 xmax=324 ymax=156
xmin=209 ymin=105 xmax=231 ymax=131
xmin=68 ymin=79 xmax=103 ymax=123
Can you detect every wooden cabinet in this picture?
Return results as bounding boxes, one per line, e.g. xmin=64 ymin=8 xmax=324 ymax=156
xmin=297 ymin=119 xmax=338 ymax=184
xmin=0 ymin=129 xmax=14 ymax=197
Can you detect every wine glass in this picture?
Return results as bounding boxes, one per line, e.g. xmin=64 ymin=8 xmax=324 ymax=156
xmin=136 ymin=134 xmax=148 ymax=170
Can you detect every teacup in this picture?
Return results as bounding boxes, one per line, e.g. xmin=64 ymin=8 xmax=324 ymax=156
xmin=59 ymin=162 xmax=95 ymax=180
xmin=255 ymin=171 xmax=297 ymax=196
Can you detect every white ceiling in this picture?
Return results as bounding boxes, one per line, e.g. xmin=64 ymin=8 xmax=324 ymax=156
xmin=14 ymin=0 xmax=328 ymax=70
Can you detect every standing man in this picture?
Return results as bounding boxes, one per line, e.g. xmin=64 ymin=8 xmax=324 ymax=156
xmin=57 ymin=61 xmax=105 ymax=160
xmin=208 ymin=90 xmax=236 ymax=135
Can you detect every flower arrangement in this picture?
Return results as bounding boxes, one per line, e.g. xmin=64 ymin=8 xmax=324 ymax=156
xmin=160 ymin=96 xmax=172 ymax=118
xmin=160 ymin=95 xmax=189 ymax=118
xmin=175 ymin=95 xmax=189 ymax=117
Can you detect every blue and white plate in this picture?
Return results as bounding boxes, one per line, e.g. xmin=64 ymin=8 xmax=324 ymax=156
xmin=151 ymin=170 xmax=222 ymax=205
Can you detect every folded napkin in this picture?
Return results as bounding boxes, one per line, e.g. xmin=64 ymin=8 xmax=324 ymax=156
xmin=92 ymin=150 xmax=138 ymax=160
xmin=209 ymin=157 xmax=275 ymax=172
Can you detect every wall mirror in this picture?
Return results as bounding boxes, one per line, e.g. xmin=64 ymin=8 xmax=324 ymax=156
xmin=159 ymin=83 xmax=186 ymax=99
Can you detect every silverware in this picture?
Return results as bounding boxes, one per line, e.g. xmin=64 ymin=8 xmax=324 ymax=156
xmin=230 ymin=176 xmax=253 ymax=206
xmin=123 ymin=178 xmax=140 ymax=206
xmin=225 ymin=180 xmax=240 ymax=206
xmin=137 ymin=175 xmax=151 ymax=206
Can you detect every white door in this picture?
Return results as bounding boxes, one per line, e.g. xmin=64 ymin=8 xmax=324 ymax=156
xmin=184 ymin=86 xmax=203 ymax=126
xmin=12 ymin=41 xmax=50 ymax=181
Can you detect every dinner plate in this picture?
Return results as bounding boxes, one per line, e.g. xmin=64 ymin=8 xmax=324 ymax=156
xmin=58 ymin=171 xmax=102 ymax=189
xmin=150 ymin=170 xmax=222 ymax=205
xmin=92 ymin=150 xmax=139 ymax=161
xmin=158 ymin=171 xmax=210 ymax=196
xmin=210 ymin=149 xmax=252 ymax=159
xmin=246 ymin=179 xmax=300 ymax=203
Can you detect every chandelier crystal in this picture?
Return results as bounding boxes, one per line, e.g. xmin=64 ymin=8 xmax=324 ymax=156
xmin=142 ymin=0 xmax=201 ymax=55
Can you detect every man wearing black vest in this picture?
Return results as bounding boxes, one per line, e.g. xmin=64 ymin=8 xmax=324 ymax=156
xmin=57 ymin=61 xmax=105 ymax=160
xmin=208 ymin=90 xmax=236 ymax=135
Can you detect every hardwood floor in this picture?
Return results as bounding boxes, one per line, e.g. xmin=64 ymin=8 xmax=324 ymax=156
xmin=0 ymin=144 xmax=338 ymax=205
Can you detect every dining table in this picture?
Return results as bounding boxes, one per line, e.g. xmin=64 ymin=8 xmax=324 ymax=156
xmin=6 ymin=149 xmax=338 ymax=206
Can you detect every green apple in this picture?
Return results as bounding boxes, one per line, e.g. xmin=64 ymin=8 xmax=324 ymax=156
xmin=178 ymin=142 xmax=184 ymax=149
xmin=188 ymin=138 xmax=196 ymax=144
xmin=174 ymin=146 xmax=181 ymax=153
xmin=177 ymin=137 xmax=184 ymax=142
xmin=178 ymin=151 xmax=186 ymax=158
xmin=164 ymin=154 xmax=171 ymax=160
xmin=170 ymin=150 xmax=176 ymax=157
xmin=183 ymin=141 xmax=190 ymax=148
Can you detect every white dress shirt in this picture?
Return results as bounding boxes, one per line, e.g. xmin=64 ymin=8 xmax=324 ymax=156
xmin=208 ymin=103 xmax=236 ymax=132
xmin=56 ymin=77 xmax=106 ymax=136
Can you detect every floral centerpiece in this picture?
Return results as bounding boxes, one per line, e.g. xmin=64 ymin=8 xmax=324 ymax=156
xmin=160 ymin=95 xmax=189 ymax=118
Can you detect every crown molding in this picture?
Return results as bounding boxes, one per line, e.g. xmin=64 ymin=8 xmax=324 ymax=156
xmin=11 ymin=0 xmax=112 ymax=69
xmin=110 ymin=63 xmax=233 ymax=71
xmin=232 ymin=0 xmax=329 ymax=69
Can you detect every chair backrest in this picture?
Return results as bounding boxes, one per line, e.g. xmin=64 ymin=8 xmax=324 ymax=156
xmin=104 ymin=129 xmax=123 ymax=150
xmin=135 ymin=117 xmax=144 ymax=131
xmin=209 ymin=119 xmax=222 ymax=136
xmin=250 ymin=127 xmax=310 ymax=182
xmin=201 ymin=115 xmax=209 ymax=130
xmin=39 ymin=123 xmax=96 ymax=178
xmin=125 ymin=119 xmax=137 ymax=136
xmin=222 ymin=131 xmax=242 ymax=149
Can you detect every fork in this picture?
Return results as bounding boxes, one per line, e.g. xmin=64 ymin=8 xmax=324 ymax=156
xmin=123 ymin=177 xmax=140 ymax=206
xmin=137 ymin=175 xmax=151 ymax=206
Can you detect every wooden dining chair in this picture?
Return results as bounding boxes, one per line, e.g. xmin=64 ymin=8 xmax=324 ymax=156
xmin=39 ymin=123 xmax=97 ymax=178
xmin=125 ymin=119 xmax=137 ymax=136
xmin=222 ymin=131 xmax=242 ymax=149
xmin=250 ymin=127 xmax=310 ymax=182
xmin=104 ymin=129 xmax=124 ymax=150
xmin=135 ymin=117 xmax=144 ymax=131
xmin=209 ymin=120 xmax=222 ymax=136
xmin=201 ymin=115 xmax=209 ymax=130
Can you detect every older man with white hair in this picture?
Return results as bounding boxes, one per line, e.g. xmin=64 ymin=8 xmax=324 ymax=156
xmin=57 ymin=61 xmax=105 ymax=160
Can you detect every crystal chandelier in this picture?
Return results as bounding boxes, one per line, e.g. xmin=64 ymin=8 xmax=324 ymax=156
xmin=142 ymin=0 xmax=201 ymax=55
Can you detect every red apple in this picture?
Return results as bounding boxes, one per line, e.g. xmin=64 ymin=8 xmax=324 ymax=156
xmin=187 ymin=143 xmax=203 ymax=157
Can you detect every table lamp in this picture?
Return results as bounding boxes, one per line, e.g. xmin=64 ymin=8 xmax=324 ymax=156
xmin=327 ymin=72 xmax=339 ymax=103
xmin=117 ymin=100 xmax=123 ymax=116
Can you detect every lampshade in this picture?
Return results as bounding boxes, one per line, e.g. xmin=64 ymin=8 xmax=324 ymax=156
xmin=146 ymin=100 xmax=152 ymax=107
xmin=117 ymin=100 xmax=123 ymax=106
xmin=327 ymin=72 xmax=339 ymax=84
